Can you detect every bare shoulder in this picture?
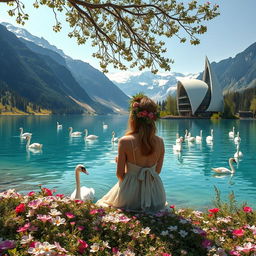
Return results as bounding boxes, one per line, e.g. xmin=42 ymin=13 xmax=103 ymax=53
xmin=155 ymin=135 xmax=164 ymax=145
xmin=118 ymin=135 xmax=134 ymax=145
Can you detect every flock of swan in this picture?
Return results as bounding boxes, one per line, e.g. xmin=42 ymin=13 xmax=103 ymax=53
xmin=19 ymin=121 xmax=120 ymax=201
xmin=173 ymin=126 xmax=243 ymax=175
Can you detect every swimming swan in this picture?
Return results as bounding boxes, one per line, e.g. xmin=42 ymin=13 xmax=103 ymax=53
xmin=234 ymin=143 xmax=243 ymax=158
xmin=111 ymin=131 xmax=119 ymax=142
xmin=196 ymin=130 xmax=203 ymax=143
xmin=103 ymin=122 xmax=108 ymax=129
xmin=26 ymin=135 xmax=43 ymax=150
xmin=57 ymin=122 xmax=62 ymax=129
xmin=69 ymin=127 xmax=82 ymax=137
xmin=187 ymin=132 xmax=195 ymax=142
xmin=212 ymin=158 xmax=237 ymax=174
xmin=84 ymin=129 xmax=98 ymax=140
xmin=206 ymin=129 xmax=213 ymax=143
xmin=234 ymin=132 xmax=241 ymax=144
xmin=229 ymin=127 xmax=235 ymax=138
xmin=19 ymin=127 xmax=32 ymax=138
xmin=173 ymin=142 xmax=182 ymax=152
xmin=70 ymin=164 xmax=95 ymax=201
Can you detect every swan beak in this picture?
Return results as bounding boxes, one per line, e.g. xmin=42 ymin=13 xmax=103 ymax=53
xmin=81 ymin=166 xmax=89 ymax=175
xmin=233 ymin=159 xmax=237 ymax=164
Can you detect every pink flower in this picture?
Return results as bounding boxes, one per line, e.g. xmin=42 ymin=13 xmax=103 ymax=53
xmin=65 ymin=212 xmax=75 ymax=219
xmin=90 ymin=209 xmax=99 ymax=215
xmin=229 ymin=251 xmax=241 ymax=256
xmin=112 ymin=247 xmax=119 ymax=253
xmin=148 ymin=112 xmax=155 ymax=119
xmin=208 ymin=208 xmax=219 ymax=214
xmin=15 ymin=203 xmax=26 ymax=214
xmin=202 ymin=239 xmax=212 ymax=248
xmin=78 ymin=226 xmax=85 ymax=231
xmin=37 ymin=214 xmax=52 ymax=222
xmin=132 ymin=102 xmax=140 ymax=108
xmin=170 ymin=205 xmax=175 ymax=209
xmin=70 ymin=222 xmax=76 ymax=225
xmin=17 ymin=223 xmax=30 ymax=233
xmin=243 ymin=206 xmax=253 ymax=213
xmin=42 ymin=187 xmax=54 ymax=196
xmin=232 ymin=228 xmax=245 ymax=237
xmin=78 ymin=239 xmax=88 ymax=254
xmin=162 ymin=253 xmax=172 ymax=256
xmin=141 ymin=110 xmax=148 ymax=117
xmin=0 ymin=240 xmax=16 ymax=250
xmin=28 ymin=199 xmax=42 ymax=209
xmin=27 ymin=191 xmax=35 ymax=196
xmin=74 ymin=199 xmax=83 ymax=204
xmin=56 ymin=194 xmax=64 ymax=198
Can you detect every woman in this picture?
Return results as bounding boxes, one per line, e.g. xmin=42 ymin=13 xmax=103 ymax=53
xmin=96 ymin=94 xmax=166 ymax=212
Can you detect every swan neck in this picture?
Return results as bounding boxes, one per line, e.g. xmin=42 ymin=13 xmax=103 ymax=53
xmin=75 ymin=169 xmax=81 ymax=199
xmin=85 ymin=130 xmax=88 ymax=137
xmin=20 ymin=128 xmax=23 ymax=136
xmin=69 ymin=128 xmax=72 ymax=135
xmin=26 ymin=137 xmax=30 ymax=148
xmin=229 ymin=159 xmax=236 ymax=173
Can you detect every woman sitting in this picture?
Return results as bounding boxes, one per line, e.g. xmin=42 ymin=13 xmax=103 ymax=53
xmin=96 ymin=94 xmax=166 ymax=213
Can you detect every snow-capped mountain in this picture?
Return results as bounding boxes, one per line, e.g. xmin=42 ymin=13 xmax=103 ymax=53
xmin=107 ymin=71 xmax=199 ymax=101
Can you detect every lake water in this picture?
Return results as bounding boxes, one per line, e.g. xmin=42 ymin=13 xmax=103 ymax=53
xmin=0 ymin=115 xmax=256 ymax=209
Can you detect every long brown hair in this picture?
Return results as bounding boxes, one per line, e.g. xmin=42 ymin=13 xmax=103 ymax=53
xmin=126 ymin=96 xmax=158 ymax=156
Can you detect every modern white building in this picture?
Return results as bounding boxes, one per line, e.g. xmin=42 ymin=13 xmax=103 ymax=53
xmin=177 ymin=57 xmax=224 ymax=116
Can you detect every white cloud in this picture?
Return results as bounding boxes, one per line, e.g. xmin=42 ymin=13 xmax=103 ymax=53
xmin=139 ymin=82 xmax=148 ymax=86
xmin=153 ymin=79 xmax=169 ymax=87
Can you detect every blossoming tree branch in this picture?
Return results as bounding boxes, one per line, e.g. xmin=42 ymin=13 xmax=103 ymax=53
xmin=1 ymin=0 xmax=219 ymax=72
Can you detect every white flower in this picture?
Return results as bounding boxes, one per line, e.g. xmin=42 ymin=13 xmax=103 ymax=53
xmin=28 ymin=242 xmax=43 ymax=255
xmin=102 ymin=241 xmax=110 ymax=248
xmin=90 ymin=243 xmax=100 ymax=252
xmin=40 ymin=242 xmax=56 ymax=256
xmin=26 ymin=210 xmax=35 ymax=217
xmin=179 ymin=230 xmax=188 ymax=238
xmin=49 ymin=209 xmax=62 ymax=216
xmin=21 ymin=234 xmax=34 ymax=244
xmin=149 ymin=246 xmax=155 ymax=251
xmin=52 ymin=216 xmax=66 ymax=226
xmin=50 ymin=202 xmax=59 ymax=208
xmin=141 ymin=227 xmax=151 ymax=235
xmin=168 ymin=225 xmax=178 ymax=231
xmin=123 ymin=249 xmax=136 ymax=256
xmin=160 ymin=230 xmax=169 ymax=236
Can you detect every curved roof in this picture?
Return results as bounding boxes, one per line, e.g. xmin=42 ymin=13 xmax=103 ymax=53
xmin=178 ymin=79 xmax=209 ymax=114
xmin=203 ymin=57 xmax=224 ymax=112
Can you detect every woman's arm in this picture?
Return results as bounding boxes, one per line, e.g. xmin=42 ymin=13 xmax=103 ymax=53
xmin=155 ymin=138 xmax=165 ymax=174
xmin=116 ymin=138 xmax=126 ymax=182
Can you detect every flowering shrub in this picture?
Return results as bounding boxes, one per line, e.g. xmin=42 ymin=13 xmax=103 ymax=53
xmin=0 ymin=188 xmax=256 ymax=256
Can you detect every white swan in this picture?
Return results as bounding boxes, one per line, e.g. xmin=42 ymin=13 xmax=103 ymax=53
xmin=70 ymin=164 xmax=95 ymax=201
xmin=19 ymin=127 xmax=32 ymax=138
xmin=173 ymin=142 xmax=182 ymax=152
xmin=212 ymin=158 xmax=237 ymax=174
xmin=57 ymin=122 xmax=62 ymax=129
xmin=69 ymin=127 xmax=82 ymax=137
xmin=84 ymin=129 xmax=98 ymax=140
xmin=187 ymin=132 xmax=195 ymax=142
xmin=234 ymin=143 xmax=243 ymax=158
xmin=111 ymin=131 xmax=119 ymax=143
xmin=229 ymin=126 xmax=235 ymax=138
xmin=234 ymin=132 xmax=241 ymax=144
xmin=175 ymin=133 xmax=183 ymax=144
xmin=196 ymin=130 xmax=203 ymax=143
xmin=26 ymin=135 xmax=43 ymax=150
xmin=184 ymin=129 xmax=189 ymax=140
xmin=103 ymin=122 xmax=108 ymax=129
xmin=206 ymin=129 xmax=213 ymax=143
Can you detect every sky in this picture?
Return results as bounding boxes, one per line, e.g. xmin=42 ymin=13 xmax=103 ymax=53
xmin=1 ymin=0 xmax=256 ymax=78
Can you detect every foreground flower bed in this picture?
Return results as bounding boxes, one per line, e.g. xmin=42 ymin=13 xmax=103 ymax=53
xmin=0 ymin=188 xmax=255 ymax=256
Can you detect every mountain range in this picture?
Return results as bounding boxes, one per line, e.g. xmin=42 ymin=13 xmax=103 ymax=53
xmin=0 ymin=22 xmax=130 ymax=114
xmin=110 ymin=42 xmax=256 ymax=100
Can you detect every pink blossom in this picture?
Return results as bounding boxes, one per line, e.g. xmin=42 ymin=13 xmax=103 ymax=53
xmin=42 ymin=187 xmax=54 ymax=196
xmin=70 ymin=222 xmax=76 ymax=225
xmin=170 ymin=205 xmax=175 ymax=209
xmin=74 ymin=199 xmax=83 ymax=204
xmin=243 ymin=206 xmax=253 ymax=213
xmin=112 ymin=247 xmax=119 ymax=253
xmin=148 ymin=112 xmax=155 ymax=119
xmin=56 ymin=194 xmax=64 ymax=198
xmin=162 ymin=253 xmax=172 ymax=256
xmin=202 ymin=239 xmax=212 ymax=248
xmin=132 ymin=102 xmax=140 ymax=108
xmin=54 ymin=242 xmax=68 ymax=253
xmin=232 ymin=229 xmax=245 ymax=237
xmin=37 ymin=214 xmax=52 ymax=222
xmin=90 ymin=209 xmax=99 ymax=215
xmin=17 ymin=223 xmax=30 ymax=233
xmin=15 ymin=203 xmax=26 ymax=214
xmin=236 ymin=242 xmax=256 ymax=253
xmin=229 ymin=251 xmax=241 ymax=256
xmin=27 ymin=191 xmax=35 ymax=196
xmin=208 ymin=208 xmax=219 ymax=214
xmin=78 ymin=226 xmax=85 ymax=231
xmin=0 ymin=240 xmax=16 ymax=250
xmin=78 ymin=239 xmax=88 ymax=254
xmin=28 ymin=199 xmax=42 ymax=209
xmin=141 ymin=110 xmax=148 ymax=117
xmin=65 ymin=212 xmax=75 ymax=219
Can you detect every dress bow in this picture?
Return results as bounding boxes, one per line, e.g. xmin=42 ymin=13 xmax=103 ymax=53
xmin=138 ymin=167 xmax=158 ymax=210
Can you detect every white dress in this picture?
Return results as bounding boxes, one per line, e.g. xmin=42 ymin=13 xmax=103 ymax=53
xmin=96 ymin=141 xmax=166 ymax=212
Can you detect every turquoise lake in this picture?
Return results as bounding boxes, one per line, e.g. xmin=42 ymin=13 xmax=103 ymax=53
xmin=0 ymin=115 xmax=255 ymax=209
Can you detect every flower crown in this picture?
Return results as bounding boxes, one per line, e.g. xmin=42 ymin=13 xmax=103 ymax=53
xmin=129 ymin=93 xmax=160 ymax=122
